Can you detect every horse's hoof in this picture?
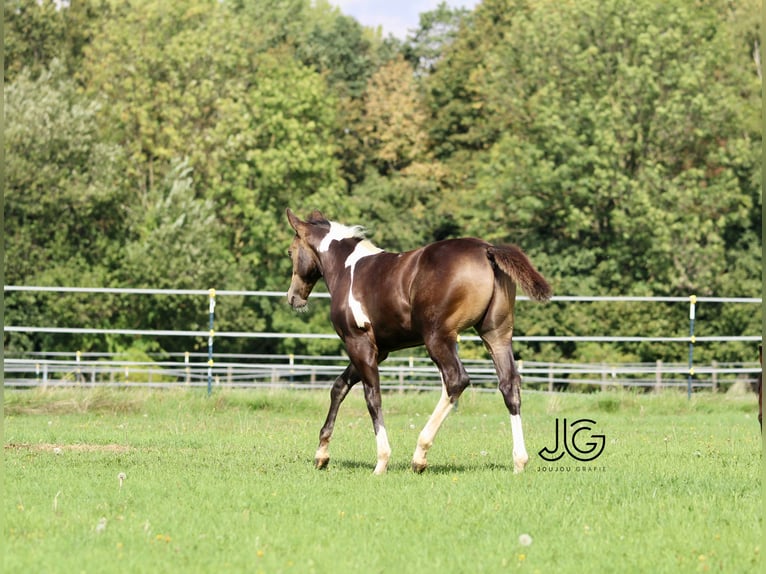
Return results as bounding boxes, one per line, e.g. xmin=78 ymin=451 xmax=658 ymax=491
xmin=314 ymin=457 xmax=329 ymax=470
xmin=411 ymin=460 xmax=427 ymax=474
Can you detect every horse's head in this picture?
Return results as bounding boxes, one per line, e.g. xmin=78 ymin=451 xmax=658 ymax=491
xmin=286 ymin=208 xmax=328 ymax=310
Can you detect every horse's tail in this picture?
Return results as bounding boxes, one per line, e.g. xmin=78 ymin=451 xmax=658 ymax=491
xmin=487 ymin=245 xmax=552 ymax=302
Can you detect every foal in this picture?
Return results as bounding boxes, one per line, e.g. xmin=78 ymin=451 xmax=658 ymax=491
xmin=286 ymin=209 xmax=552 ymax=474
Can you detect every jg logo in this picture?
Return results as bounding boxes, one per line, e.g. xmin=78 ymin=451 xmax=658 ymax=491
xmin=537 ymin=418 xmax=606 ymax=462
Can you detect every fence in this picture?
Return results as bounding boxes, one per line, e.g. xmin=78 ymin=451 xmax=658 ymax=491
xmin=3 ymin=286 xmax=762 ymax=394
xmin=3 ymin=352 xmax=760 ymax=394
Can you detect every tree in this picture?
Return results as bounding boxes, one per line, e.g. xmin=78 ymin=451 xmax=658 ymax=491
xmin=4 ymin=60 xmax=128 ymax=283
xmin=422 ymin=0 xmax=514 ymax=163
xmin=403 ymin=1 xmax=470 ymax=75
xmin=360 ymin=56 xmax=428 ymax=175
xmin=480 ymin=0 xmax=756 ymax=289
xmin=78 ymin=0 xmax=349 ymax=354
xmin=4 ymin=0 xmax=97 ymax=81
xmin=112 ymin=161 xmax=255 ymax=354
xmin=81 ymin=0 xmax=241 ymax=194
xmin=292 ymin=3 xmax=402 ymax=189
xmin=4 ymin=60 xmax=129 ymax=352
xmin=80 ymin=0 xmax=345 ymax=275
xmin=452 ymin=0 xmax=760 ymax=361
xmin=204 ymin=48 xmax=344 ymax=273
xmin=4 ymin=0 xmax=759 ymax=364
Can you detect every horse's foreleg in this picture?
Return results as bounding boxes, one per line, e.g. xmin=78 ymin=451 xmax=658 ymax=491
xmin=412 ymin=339 xmax=470 ymax=473
xmin=315 ymin=364 xmax=360 ymax=469
xmin=346 ymin=342 xmax=391 ymax=474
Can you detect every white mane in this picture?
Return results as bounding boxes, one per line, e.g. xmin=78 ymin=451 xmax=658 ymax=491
xmin=318 ymin=221 xmax=373 ymax=253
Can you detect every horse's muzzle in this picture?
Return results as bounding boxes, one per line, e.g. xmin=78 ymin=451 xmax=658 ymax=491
xmin=287 ymin=291 xmax=308 ymax=310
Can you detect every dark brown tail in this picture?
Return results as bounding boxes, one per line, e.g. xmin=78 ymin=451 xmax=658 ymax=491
xmin=487 ymin=245 xmax=552 ymax=302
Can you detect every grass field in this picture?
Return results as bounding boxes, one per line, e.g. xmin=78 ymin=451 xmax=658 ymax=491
xmin=4 ymin=387 xmax=762 ymax=573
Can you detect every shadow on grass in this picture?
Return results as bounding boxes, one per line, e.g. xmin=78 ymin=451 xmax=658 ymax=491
xmin=328 ymin=458 xmax=514 ymax=474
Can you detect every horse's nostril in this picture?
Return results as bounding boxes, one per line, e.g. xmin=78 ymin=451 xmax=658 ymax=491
xmin=287 ymin=292 xmax=306 ymax=309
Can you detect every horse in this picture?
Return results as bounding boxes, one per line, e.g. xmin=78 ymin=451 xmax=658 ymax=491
xmin=285 ymin=208 xmax=552 ymax=474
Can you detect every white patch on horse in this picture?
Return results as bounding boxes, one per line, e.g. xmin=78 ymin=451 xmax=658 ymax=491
xmin=319 ymin=221 xmax=366 ymax=253
xmin=510 ymin=414 xmax=529 ymax=473
xmin=373 ymin=425 xmax=392 ymax=475
xmin=345 ymin=239 xmax=383 ymax=328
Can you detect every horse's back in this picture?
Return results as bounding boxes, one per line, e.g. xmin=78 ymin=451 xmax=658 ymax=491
xmin=410 ymin=238 xmax=495 ymax=290
xmin=345 ymin=238 xmax=493 ymax=343
xmin=408 ymin=238 xmax=499 ymax=333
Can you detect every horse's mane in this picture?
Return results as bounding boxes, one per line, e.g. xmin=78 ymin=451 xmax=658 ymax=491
xmin=306 ymin=212 xmax=330 ymax=225
xmin=315 ymin=217 xmax=371 ymax=253
xmin=343 ymin=224 xmax=367 ymax=240
xmin=304 ymin=210 xmax=368 ymax=241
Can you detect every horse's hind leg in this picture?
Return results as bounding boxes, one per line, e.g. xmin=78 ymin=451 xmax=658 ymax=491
xmin=315 ymin=363 xmax=361 ymax=469
xmin=483 ymin=333 xmax=528 ymax=473
xmin=412 ymin=335 xmax=470 ymax=473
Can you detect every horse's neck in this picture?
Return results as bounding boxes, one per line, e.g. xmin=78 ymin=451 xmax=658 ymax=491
xmin=317 ymin=240 xmax=383 ymax=295
xmin=316 ymin=244 xmax=352 ymax=295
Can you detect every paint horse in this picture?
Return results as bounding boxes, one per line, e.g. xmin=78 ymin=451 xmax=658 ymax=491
xmin=286 ymin=209 xmax=552 ymax=474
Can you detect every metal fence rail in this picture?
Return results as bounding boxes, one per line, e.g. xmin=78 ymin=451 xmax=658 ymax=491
xmin=5 ymin=285 xmax=761 ymax=304
xmin=3 ymin=325 xmax=761 ymax=344
xmin=5 ymin=286 xmax=761 ymax=393
xmin=4 ymin=353 xmax=760 ymax=393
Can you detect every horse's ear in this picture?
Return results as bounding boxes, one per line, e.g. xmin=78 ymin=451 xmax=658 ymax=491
xmin=309 ymin=209 xmax=325 ymax=222
xmin=286 ymin=208 xmax=305 ymax=234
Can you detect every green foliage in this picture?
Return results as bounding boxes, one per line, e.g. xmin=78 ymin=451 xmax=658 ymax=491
xmin=436 ymin=0 xmax=760 ymax=361
xmin=403 ymin=1 xmax=471 ymax=75
xmin=121 ymin=161 xmax=232 ymax=290
xmin=3 ymin=0 xmax=101 ymax=81
xmin=108 ymin=341 xmax=176 ymax=384
xmin=458 ymin=0 xmax=757 ymax=294
xmin=4 ymin=60 xmax=127 ymax=280
xmin=4 ymin=59 xmax=128 ymax=353
xmin=3 ymin=0 xmax=761 ymax=364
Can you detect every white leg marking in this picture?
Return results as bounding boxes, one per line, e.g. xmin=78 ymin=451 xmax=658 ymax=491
xmin=412 ymin=387 xmax=453 ymax=469
xmin=373 ymin=425 xmax=392 ymax=475
xmin=510 ymin=414 xmax=529 ymax=473
xmin=315 ymin=442 xmax=330 ymax=464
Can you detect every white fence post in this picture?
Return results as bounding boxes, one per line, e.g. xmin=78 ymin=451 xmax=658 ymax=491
xmin=655 ymin=360 xmax=663 ymax=393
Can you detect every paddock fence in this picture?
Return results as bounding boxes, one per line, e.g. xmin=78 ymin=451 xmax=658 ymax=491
xmin=3 ymin=286 xmax=762 ymax=394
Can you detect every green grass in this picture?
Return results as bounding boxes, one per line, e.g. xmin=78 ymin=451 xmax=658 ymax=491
xmin=4 ymin=387 xmax=762 ymax=573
